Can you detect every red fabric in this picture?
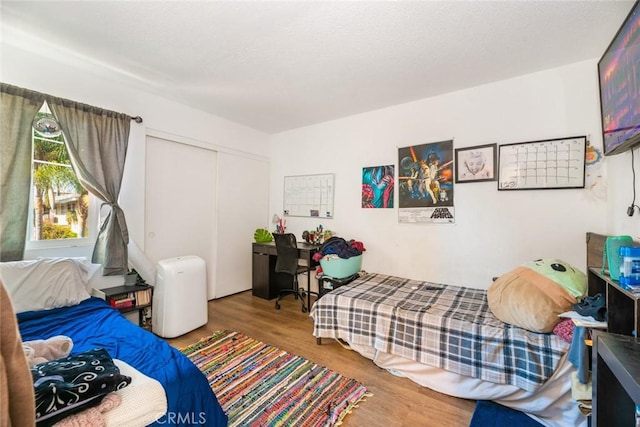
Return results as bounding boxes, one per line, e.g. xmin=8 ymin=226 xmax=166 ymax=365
xmin=350 ymin=241 xmax=366 ymax=253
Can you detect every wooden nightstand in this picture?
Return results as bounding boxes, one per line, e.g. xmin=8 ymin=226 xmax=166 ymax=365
xmin=103 ymin=284 xmax=153 ymax=330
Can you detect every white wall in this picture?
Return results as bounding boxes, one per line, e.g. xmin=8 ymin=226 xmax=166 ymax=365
xmin=605 ymin=152 xmax=640 ymax=237
xmin=5 ymin=33 xmax=640 ymax=291
xmin=1 ymin=42 xmax=271 ymax=273
xmin=269 ymin=60 xmax=614 ymax=288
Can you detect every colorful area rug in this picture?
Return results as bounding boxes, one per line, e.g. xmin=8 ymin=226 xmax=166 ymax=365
xmin=180 ymin=330 xmax=371 ymax=426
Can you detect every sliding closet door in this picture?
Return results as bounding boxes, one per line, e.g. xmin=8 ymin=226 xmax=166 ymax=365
xmin=214 ymin=152 xmax=269 ymax=298
xmin=145 ymin=136 xmax=217 ymax=295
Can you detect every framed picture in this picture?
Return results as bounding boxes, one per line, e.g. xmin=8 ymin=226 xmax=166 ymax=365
xmin=362 ymin=165 xmax=394 ymax=208
xmin=454 ymin=143 xmax=497 ymax=183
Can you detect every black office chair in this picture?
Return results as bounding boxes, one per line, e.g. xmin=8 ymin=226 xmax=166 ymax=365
xmin=273 ymin=233 xmax=314 ymax=312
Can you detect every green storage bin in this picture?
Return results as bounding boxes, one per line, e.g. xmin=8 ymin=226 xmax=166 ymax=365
xmin=604 ymin=235 xmax=633 ymax=280
xmin=319 ymin=255 xmax=362 ymax=279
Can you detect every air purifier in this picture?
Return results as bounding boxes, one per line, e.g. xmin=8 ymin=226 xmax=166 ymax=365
xmin=153 ymin=256 xmax=207 ymax=338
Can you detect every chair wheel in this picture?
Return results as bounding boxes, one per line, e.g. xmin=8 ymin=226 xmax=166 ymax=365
xmin=301 ymin=306 xmax=307 ymax=313
xmin=275 ymin=302 xmax=281 ymax=310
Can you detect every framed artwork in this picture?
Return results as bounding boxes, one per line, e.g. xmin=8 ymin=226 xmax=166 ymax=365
xmin=454 ymin=143 xmax=497 ymax=183
xmin=398 ymin=140 xmax=455 ymax=223
xmin=362 ymin=165 xmax=394 ymax=208
xmin=497 ymin=136 xmax=586 ymax=190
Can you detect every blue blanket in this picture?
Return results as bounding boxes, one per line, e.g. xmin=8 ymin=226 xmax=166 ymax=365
xmin=18 ymin=297 xmax=227 ymax=427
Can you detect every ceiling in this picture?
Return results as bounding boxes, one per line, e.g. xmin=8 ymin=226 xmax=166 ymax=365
xmin=1 ymin=1 xmax=635 ymax=134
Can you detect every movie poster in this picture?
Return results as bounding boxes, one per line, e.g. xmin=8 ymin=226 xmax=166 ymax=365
xmin=362 ymin=165 xmax=395 ymax=208
xmin=398 ymin=140 xmax=455 ymax=223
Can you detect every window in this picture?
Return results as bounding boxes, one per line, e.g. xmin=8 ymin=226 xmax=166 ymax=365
xmin=28 ymin=103 xmax=96 ymax=248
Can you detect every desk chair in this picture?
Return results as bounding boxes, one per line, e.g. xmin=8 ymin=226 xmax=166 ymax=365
xmin=273 ymin=233 xmax=312 ymax=312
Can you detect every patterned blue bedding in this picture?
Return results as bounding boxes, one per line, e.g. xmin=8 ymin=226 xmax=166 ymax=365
xmin=18 ymin=297 xmax=227 ymax=426
xmin=311 ymin=273 xmax=570 ymax=392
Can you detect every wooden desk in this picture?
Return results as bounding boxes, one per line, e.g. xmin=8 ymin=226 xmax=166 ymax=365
xmin=252 ymin=241 xmax=319 ymax=304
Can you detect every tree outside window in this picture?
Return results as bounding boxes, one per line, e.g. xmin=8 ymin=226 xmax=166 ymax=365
xmin=31 ymin=107 xmax=89 ymax=241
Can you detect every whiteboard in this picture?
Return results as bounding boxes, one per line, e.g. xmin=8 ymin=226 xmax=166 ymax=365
xmin=498 ymin=136 xmax=586 ymax=190
xmin=283 ymin=173 xmax=334 ymax=218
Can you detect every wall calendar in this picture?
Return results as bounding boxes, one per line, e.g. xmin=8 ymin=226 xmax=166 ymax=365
xmin=283 ymin=173 xmax=335 ymax=218
xmin=497 ymin=136 xmax=586 ymax=190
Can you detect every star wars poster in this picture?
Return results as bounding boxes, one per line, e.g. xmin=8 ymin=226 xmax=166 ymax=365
xmin=398 ymin=140 xmax=455 ymax=223
xmin=362 ymin=165 xmax=395 ymax=208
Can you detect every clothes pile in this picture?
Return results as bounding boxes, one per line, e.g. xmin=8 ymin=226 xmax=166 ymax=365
xmin=312 ymin=237 xmax=366 ymax=262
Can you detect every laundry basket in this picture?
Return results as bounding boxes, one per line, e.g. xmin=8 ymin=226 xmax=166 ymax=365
xmin=319 ymin=255 xmax=362 ymax=279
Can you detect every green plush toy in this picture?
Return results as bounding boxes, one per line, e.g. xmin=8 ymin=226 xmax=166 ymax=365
xmin=487 ymin=259 xmax=587 ymax=333
xmin=523 ymin=259 xmax=587 ymax=299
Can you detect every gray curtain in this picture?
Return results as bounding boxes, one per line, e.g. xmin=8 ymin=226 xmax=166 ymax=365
xmin=0 ymin=84 xmax=45 ymax=261
xmin=48 ymin=99 xmax=131 ymax=275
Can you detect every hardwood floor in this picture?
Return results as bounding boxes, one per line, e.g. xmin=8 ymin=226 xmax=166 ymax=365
xmin=166 ymin=291 xmax=475 ymax=427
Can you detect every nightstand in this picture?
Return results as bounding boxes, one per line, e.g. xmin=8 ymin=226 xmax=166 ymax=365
xmin=587 ymin=267 xmax=640 ymax=335
xmin=103 ymin=284 xmax=153 ymax=330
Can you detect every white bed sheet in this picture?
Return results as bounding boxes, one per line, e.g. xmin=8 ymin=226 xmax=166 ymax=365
xmin=344 ymin=340 xmax=587 ymax=427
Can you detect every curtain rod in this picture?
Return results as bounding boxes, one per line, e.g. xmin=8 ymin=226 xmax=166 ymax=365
xmin=1 ymin=83 xmax=143 ymax=124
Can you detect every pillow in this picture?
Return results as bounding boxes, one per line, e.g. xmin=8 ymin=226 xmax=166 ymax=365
xmin=487 ymin=259 xmax=587 ymax=333
xmin=0 ymin=258 xmax=92 ymax=313
xmin=31 ymin=348 xmax=131 ymax=426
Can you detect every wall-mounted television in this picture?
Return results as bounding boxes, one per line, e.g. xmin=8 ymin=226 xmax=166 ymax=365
xmin=599 ymin=0 xmax=640 ymax=156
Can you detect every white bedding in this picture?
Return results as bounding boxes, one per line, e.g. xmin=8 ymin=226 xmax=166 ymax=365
xmin=345 ymin=341 xmax=587 ymax=427
xmin=108 ymin=359 xmax=167 ymax=427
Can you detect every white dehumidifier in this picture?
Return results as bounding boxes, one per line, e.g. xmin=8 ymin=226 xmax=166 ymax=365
xmin=153 ymin=255 xmax=208 ymax=338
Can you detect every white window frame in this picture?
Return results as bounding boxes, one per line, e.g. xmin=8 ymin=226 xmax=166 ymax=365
xmin=25 ymin=129 xmax=99 ymax=251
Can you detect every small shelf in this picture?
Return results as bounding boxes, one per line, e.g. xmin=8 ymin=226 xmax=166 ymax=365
xmin=103 ymin=284 xmax=153 ymax=329
xmin=103 ymin=284 xmax=152 ymax=296
xmin=587 ymin=267 xmax=640 ymax=336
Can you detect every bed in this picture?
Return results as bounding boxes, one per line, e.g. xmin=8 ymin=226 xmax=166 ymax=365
xmin=1 ymin=257 xmax=227 ymax=426
xmin=310 ymin=270 xmax=587 ymax=427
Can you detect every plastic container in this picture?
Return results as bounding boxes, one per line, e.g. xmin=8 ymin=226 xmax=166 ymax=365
xmin=605 ymin=235 xmax=633 ymax=280
xmin=618 ymin=246 xmax=640 ymax=288
xmin=319 ymin=255 xmax=362 ymax=279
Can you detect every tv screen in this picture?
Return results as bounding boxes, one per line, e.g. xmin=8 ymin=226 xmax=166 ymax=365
xmin=599 ymin=0 xmax=640 ymax=156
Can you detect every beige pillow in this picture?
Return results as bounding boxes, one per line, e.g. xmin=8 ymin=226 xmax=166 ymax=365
xmin=487 ymin=260 xmax=585 ymax=333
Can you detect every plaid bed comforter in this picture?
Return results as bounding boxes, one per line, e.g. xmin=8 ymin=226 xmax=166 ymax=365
xmin=311 ymin=273 xmax=570 ymax=392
